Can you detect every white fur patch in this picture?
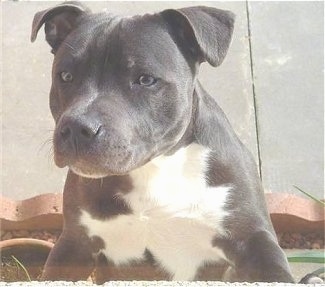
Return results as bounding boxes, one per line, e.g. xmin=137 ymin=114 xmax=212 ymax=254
xmin=80 ymin=143 xmax=231 ymax=280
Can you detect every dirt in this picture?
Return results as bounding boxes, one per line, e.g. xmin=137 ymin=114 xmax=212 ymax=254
xmin=277 ymin=232 xmax=324 ymax=249
xmin=1 ymin=256 xmax=33 ymax=282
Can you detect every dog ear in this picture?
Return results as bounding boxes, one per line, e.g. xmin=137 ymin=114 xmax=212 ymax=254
xmin=31 ymin=2 xmax=91 ymax=53
xmin=160 ymin=6 xmax=235 ymax=67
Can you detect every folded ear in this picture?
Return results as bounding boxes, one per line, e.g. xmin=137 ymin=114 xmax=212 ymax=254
xmin=31 ymin=1 xmax=90 ymax=53
xmin=160 ymin=6 xmax=235 ymax=67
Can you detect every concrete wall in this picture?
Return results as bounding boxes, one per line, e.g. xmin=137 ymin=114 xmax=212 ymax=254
xmin=1 ymin=1 xmax=323 ymax=200
xmin=248 ymin=1 xmax=324 ymax=196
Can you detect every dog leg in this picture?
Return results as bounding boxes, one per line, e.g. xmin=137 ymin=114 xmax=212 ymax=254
xmin=41 ymin=231 xmax=95 ymax=281
xmin=219 ymin=230 xmax=294 ymax=282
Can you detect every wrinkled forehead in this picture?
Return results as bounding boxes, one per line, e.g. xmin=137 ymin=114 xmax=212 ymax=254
xmin=118 ymin=15 xmax=183 ymax=69
xmin=57 ymin=13 xmax=186 ymax=72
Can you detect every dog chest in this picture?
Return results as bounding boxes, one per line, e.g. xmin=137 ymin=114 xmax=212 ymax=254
xmin=79 ymin=144 xmax=231 ymax=280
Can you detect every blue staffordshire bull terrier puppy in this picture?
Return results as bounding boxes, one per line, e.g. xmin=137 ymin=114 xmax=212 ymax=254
xmin=31 ymin=2 xmax=294 ymax=283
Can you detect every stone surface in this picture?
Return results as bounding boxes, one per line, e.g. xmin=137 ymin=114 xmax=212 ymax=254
xmin=0 ymin=281 xmax=322 ymax=287
xmin=247 ymin=2 xmax=324 ymax=197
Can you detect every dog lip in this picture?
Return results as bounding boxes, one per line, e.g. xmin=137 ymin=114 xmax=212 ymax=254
xmin=70 ymin=165 xmax=128 ymax=178
xmin=54 ymin=155 xmax=69 ymax=168
xmin=70 ymin=166 xmax=111 ymax=178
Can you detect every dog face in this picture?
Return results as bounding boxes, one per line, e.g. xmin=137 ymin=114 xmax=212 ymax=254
xmin=31 ymin=3 xmax=235 ymax=178
xmin=50 ymin=15 xmax=196 ymax=178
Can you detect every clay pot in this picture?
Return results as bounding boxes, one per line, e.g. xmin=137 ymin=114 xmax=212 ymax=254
xmin=1 ymin=193 xmax=324 ymax=233
xmin=0 ymin=238 xmax=53 ymax=281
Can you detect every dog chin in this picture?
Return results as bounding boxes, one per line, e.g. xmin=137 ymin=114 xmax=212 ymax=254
xmin=69 ymin=166 xmax=117 ymax=179
xmin=69 ymin=165 xmax=132 ymax=178
xmin=70 ymin=166 xmax=112 ymax=179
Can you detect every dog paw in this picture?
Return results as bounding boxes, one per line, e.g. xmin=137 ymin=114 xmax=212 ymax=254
xmin=299 ymin=273 xmax=324 ymax=284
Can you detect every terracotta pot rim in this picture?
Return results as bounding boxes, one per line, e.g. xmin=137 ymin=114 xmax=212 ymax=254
xmin=1 ymin=192 xmax=324 ymax=233
xmin=0 ymin=238 xmax=54 ymax=250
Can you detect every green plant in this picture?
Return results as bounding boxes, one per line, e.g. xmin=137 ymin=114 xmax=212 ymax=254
xmin=293 ymin=185 xmax=325 ymax=207
xmin=287 ymin=250 xmax=325 ymax=264
xmin=288 ymin=186 xmax=324 ymax=280
xmin=11 ymin=255 xmax=31 ymax=282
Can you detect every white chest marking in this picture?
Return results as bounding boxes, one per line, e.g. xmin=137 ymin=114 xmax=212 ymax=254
xmin=80 ymin=144 xmax=231 ymax=280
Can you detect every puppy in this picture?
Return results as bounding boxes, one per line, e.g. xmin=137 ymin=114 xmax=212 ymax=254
xmin=31 ymin=2 xmax=294 ymax=282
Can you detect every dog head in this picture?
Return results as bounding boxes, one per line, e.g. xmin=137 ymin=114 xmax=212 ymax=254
xmin=31 ymin=2 xmax=235 ymax=178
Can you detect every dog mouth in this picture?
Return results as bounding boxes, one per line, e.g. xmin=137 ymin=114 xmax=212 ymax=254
xmin=53 ymin=140 xmax=136 ymax=177
xmin=70 ymin=166 xmax=110 ymax=179
xmin=69 ymin=165 xmax=118 ymax=178
xmin=52 ymin=119 xmax=159 ymax=178
xmin=53 ymin=128 xmax=138 ymax=178
xmin=55 ymin=151 xmax=136 ymax=178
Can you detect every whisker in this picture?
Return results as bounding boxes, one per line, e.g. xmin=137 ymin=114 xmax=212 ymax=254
xmin=36 ymin=136 xmax=55 ymax=166
xmin=38 ymin=138 xmax=53 ymax=154
xmin=47 ymin=145 xmax=55 ymax=166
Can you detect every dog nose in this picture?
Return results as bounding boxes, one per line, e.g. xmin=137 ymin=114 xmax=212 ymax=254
xmin=60 ymin=120 xmax=101 ymax=142
xmin=60 ymin=120 xmax=102 ymax=143
xmin=54 ymin=117 xmax=103 ymax=168
xmin=56 ymin=118 xmax=102 ymax=156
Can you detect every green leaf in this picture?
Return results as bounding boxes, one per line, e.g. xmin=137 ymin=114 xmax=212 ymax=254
xmin=11 ymin=255 xmax=31 ymax=282
xmin=293 ymin=185 xmax=325 ymax=207
xmin=287 ymin=250 xmax=325 ymax=264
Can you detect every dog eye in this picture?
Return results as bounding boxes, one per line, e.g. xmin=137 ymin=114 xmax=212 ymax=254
xmin=60 ymin=71 xmax=73 ymax=82
xmin=138 ymin=75 xmax=157 ymax=86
